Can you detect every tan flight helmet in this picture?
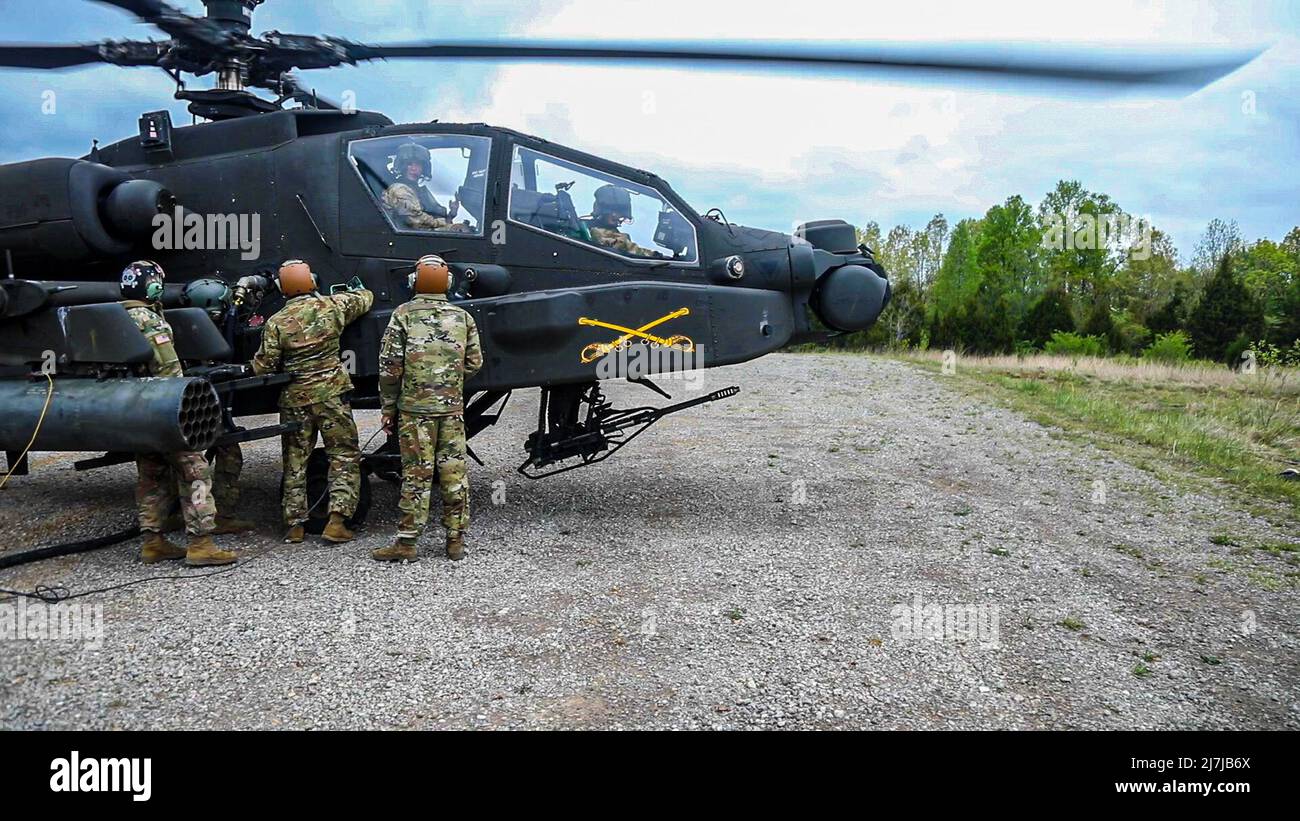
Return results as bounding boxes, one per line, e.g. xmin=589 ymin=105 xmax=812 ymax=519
xmin=411 ymin=254 xmax=451 ymax=295
xmin=278 ymin=259 xmax=317 ymax=297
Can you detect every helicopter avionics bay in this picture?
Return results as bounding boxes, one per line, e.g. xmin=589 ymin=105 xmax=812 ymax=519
xmin=150 ymin=205 xmax=261 ymax=261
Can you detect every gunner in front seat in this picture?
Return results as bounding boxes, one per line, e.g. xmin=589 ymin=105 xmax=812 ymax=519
xmin=586 ymin=184 xmax=662 ymax=258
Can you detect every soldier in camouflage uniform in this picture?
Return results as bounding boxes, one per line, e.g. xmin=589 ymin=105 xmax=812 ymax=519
xmin=119 ymin=261 xmax=237 ymax=567
xmin=178 ymin=277 xmax=254 ymax=535
xmin=372 ymin=254 xmax=483 ymax=562
xmin=586 ymin=184 xmax=663 ymax=258
xmin=383 ymin=142 xmax=473 ymax=233
xmin=209 ymin=444 xmax=245 ymax=524
xmin=250 ymin=259 xmax=374 ymax=544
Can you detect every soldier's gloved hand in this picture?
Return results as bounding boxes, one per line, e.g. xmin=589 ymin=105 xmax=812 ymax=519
xmin=381 ymin=413 xmax=396 ymax=435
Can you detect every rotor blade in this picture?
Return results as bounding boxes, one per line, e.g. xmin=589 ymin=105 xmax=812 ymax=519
xmin=0 ymin=40 xmax=167 ymax=70
xmin=0 ymin=44 xmax=108 ymax=69
xmin=92 ymin=0 xmax=172 ymax=17
xmin=92 ymin=0 xmax=230 ymax=49
xmin=335 ymin=39 xmax=1264 ymax=90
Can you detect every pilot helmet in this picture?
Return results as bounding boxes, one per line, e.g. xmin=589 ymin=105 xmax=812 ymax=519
xmin=394 ymin=142 xmax=432 ymax=179
xmin=182 ymin=277 xmax=233 ymax=320
xmin=592 ymin=184 xmax=633 ymax=222
xmin=120 ymin=260 xmax=167 ymax=302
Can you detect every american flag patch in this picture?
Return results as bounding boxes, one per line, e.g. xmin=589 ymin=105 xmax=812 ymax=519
xmin=154 ymin=334 xmax=171 ymax=345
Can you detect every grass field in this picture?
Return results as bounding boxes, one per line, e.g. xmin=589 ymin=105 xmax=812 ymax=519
xmin=892 ymin=350 xmax=1300 ymax=524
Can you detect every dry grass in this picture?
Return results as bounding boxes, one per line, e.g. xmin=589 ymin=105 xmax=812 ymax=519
xmin=887 ymin=350 xmax=1300 ymax=522
xmin=901 ymin=350 xmax=1300 ymax=394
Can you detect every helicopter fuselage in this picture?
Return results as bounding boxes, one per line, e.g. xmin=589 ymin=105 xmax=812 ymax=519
xmin=0 ymin=108 xmax=890 ymax=418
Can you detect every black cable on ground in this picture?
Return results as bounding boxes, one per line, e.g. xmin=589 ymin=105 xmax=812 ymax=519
xmin=0 ymin=525 xmax=141 ymax=571
xmin=0 ymin=559 xmax=253 ymax=603
xmin=0 ymin=538 xmax=274 ymax=603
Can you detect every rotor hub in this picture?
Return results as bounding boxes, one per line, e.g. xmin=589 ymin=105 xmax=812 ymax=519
xmin=203 ymin=0 xmax=261 ymax=34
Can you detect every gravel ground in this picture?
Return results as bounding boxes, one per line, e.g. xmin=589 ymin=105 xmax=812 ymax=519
xmin=1 ymin=353 xmax=1296 ymax=730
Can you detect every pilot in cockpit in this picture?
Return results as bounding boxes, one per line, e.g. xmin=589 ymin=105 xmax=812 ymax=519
xmin=383 ymin=142 xmax=471 ymax=233
xmin=585 ymin=184 xmax=663 ymax=258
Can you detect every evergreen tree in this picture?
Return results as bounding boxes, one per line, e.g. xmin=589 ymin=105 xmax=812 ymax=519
xmin=1081 ymin=295 xmax=1118 ymax=352
xmin=1147 ymin=290 xmax=1187 ymax=336
xmin=1186 ymin=255 xmax=1264 ymax=362
xmin=1019 ymin=288 xmax=1075 ymax=347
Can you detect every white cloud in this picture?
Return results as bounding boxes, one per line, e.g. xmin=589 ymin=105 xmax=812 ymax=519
xmin=434 ymin=0 xmax=1289 ymax=240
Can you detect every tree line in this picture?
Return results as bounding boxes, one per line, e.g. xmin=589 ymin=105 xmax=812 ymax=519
xmin=841 ymin=180 xmax=1300 ymax=366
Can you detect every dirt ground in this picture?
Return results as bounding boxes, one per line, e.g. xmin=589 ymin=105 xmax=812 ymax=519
xmin=1 ymin=353 xmax=1296 ymax=729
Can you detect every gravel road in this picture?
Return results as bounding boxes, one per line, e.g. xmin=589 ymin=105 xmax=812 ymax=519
xmin=1 ymin=353 xmax=1296 ymax=729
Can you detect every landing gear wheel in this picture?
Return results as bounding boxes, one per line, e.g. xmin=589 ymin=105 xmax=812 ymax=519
xmin=302 ymin=447 xmax=371 ymax=535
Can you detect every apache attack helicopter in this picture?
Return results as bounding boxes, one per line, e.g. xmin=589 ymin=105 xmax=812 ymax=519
xmin=0 ymin=0 xmax=1260 ymax=529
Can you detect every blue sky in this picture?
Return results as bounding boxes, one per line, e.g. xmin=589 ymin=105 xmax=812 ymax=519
xmin=1 ymin=0 xmax=1296 ymax=260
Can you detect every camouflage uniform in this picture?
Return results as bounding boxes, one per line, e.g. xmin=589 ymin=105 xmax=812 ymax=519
xmin=122 ymin=300 xmax=217 ymax=537
xmin=251 ymin=289 xmax=374 ymax=527
xmin=383 ymin=182 xmax=473 ymax=233
xmin=589 ymin=225 xmax=659 ymax=257
xmin=156 ymin=442 xmax=242 ymax=525
xmin=210 ymin=443 xmax=244 ymax=514
xmin=378 ymin=292 xmax=483 ymax=540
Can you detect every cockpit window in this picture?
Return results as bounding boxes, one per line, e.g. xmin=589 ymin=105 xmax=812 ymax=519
xmin=508 ymin=146 xmax=699 ymax=265
xmin=349 ymin=134 xmax=491 ymax=236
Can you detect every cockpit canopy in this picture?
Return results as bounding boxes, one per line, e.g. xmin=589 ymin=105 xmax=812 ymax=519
xmin=509 ymin=146 xmax=698 ymax=265
xmin=347 ymin=131 xmax=699 ymax=266
xmin=349 ymin=133 xmax=492 ymax=236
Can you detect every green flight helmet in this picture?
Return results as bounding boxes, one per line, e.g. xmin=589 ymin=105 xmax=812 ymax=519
xmin=182 ymin=277 xmax=233 ymax=321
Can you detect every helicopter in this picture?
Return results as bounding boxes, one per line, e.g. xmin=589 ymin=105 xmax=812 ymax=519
xmin=0 ymin=0 xmax=1261 ymax=530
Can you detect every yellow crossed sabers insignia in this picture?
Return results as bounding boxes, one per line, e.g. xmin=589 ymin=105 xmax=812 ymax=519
xmin=578 ymin=307 xmax=694 ymax=363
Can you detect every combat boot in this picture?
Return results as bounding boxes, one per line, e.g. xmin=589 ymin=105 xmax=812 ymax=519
xmin=321 ymin=512 xmax=355 ymax=543
xmin=213 ymin=514 xmax=255 ymax=535
xmin=446 ymin=531 xmax=465 ymax=562
xmin=184 ymin=535 xmax=237 ymax=567
xmin=372 ymin=537 xmax=418 ymax=563
xmin=284 ymin=524 xmax=305 ymax=544
xmin=140 ymin=532 xmax=185 ymax=564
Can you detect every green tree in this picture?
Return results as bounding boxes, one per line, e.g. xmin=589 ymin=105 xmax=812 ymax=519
xmin=1192 ymin=219 xmax=1243 ymax=275
xmin=856 ymin=221 xmax=884 ymax=256
xmin=1081 ymin=295 xmax=1117 ymax=352
xmin=974 ymin=195 xmax=1041 ymax=334
xmin=1147 ymin=288 xmax=1188 ymax=336
xmin=1038 ymin=180 xmax=1125 ymax=299
xmin=1115 ymin=228 xmax=1185 ymax=318
xmin=1186 ymin=255 xmax=1264 ymax=363
xmin=928 ymin=218 xmax=983 ymax=347
xmin=1279 ymin=228 xmax=1300 ymax=346
xmin=1236 ymin=237 xmax=1299 ymax=346
xmin=1019 ymin=288 xmax=1075 ymax=348
xmin=912 ymin=213 xmax=949 ymax=291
